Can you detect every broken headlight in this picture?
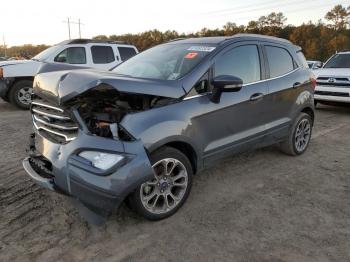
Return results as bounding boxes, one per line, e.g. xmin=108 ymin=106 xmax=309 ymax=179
xmin=79 ymin=151 xmax=124 ymax=170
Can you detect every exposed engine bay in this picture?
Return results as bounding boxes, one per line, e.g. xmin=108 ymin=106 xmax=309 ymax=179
xmin=72 ymin=86 xmax=177 ymax=140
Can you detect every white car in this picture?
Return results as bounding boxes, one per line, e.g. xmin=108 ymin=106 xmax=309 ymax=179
xmin=313 ymin=51 xmax=350 ymax=105
xmin=0 ymin=39 xmax=138 ymax=109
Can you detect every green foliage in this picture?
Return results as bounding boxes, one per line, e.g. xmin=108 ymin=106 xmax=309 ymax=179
xmin=2 ymin=5 xmax=350 ymax=61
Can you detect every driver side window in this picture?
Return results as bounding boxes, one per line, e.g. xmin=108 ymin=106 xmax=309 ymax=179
xmin=215 ymin=45 xmax=261 ymax=84
xmin=54 ymin=47 xmax=86 ymax=64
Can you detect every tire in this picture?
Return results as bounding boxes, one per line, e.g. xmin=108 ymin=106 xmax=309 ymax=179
xmin=9 ymin=80 xmax=33 ymax=110
xmin=129 ymin=147 xmax=193 ymax=221
xmin=280 ymin=113 xmax=313 ymax=156
xmin=314 ymin=100 xmax=318 ymax=108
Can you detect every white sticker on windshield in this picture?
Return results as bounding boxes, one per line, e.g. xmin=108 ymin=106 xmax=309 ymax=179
xmin=187 ymin=46 xmax=216 ymax=52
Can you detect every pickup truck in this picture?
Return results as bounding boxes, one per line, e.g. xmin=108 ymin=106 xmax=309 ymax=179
xmin=0 ymin=39 xmax=138 ymax=109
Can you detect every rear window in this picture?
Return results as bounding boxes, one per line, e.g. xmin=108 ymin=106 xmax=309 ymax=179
xmin=91 ymin=46 xmax=115 ymax=64
xmin=266 ymin=46 xmax=294 ymax=78
xmin=118 ymin=47 xmax=137 ymax=61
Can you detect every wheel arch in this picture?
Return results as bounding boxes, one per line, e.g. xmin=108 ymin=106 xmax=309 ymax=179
xmin=147 ymin=137 xmax=200 ymax=174
xmin=301 ymin=106 xmax=315 ymax=124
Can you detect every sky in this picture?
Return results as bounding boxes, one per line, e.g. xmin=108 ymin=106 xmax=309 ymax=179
xmin=1 ymin=0 xmax=349 ymax=46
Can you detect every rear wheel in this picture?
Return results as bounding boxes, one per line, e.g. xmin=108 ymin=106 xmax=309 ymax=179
xmin=129 ymin=147 xmax=193 ymax=220
xmin=9 ymin=80 xmax=33 ymax=110
xmin=280 ymin=113 xmax=312 ymax=156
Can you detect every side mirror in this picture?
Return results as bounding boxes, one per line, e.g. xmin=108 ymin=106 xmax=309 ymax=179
xmin=314 ymin=62 xmax=323 ymax=69
xmin=210 ymin=75 xmax=243 ymax=103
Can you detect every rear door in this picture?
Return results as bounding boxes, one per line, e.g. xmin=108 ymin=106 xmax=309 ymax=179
xmin=262 ymin=43 xmax=304 ymax=142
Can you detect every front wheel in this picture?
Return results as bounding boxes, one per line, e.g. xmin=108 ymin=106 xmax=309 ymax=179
xmin=129 ymin=147 xmax=193 ymax=220
xmin=280 ymin=113 xmax=313 ymax=156
xmin=9 ymin=80 xmax=33 ymax=110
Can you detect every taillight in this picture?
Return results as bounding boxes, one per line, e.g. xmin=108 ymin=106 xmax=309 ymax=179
xmin=0 ymin=68 xmax=3 ymax=78
xmin=310 ymin=73 xmax=316 ymax=90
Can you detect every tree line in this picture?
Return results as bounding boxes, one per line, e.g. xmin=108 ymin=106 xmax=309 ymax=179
xmin=2 ymin=4 xmax=350 ymax=62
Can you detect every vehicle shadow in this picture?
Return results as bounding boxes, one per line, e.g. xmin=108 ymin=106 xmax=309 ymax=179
xmin=0 ymin=99 xmax=21 ymax=112
xmin=316 ymin=103 xmax=350 ymax=114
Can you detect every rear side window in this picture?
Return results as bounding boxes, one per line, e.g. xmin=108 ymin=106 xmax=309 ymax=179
xmin=91 ymin=46 xmax=115 ymax=64
xmin=265 ymin=46 xmax=294 ymax=78
xmin=215 ymin=45 xmax=261 ymax=84
xmin=118 ymin=47 xmax=137 ymax=61
xmin=54 ymin=47 xmax=86 ymax=64
xmin=296 ymin=51 xmax=309 ymax=68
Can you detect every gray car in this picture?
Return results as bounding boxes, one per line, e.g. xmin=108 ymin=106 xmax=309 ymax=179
xmin=23 ymin=34 xmax=315 ymax=220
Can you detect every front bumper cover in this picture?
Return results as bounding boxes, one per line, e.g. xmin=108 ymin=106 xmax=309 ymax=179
xmin=23 ymin=131 xmax=154 ymax=216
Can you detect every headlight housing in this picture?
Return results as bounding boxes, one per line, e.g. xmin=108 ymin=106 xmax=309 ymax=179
xmin=79 ymin=151 xmax=124 ymax=170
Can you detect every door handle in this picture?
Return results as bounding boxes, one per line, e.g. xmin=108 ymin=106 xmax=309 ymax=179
xmin=293 ymin=82 xmax=302 ymax=88
xmin=250 ymin=93 xmax=264 ymax=101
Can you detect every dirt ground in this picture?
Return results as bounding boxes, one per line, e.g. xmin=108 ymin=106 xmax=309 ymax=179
xmin=0 ymin=99 xmax=349 ymax=262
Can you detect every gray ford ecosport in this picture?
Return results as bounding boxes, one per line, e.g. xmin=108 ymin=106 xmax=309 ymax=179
xmin=23 ymin=34 xmax=315 ymax=220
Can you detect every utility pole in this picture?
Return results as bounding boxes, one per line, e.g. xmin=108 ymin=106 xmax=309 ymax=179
xmin=78 ymin=19 xmax=81 ymax=38
xmin=62 ymin=18 xmax=71 ymax=39
xmin=2 ymin=35 xmax=6 ymax=57
xmin=63 ymin=18 xmax=84 ymax=39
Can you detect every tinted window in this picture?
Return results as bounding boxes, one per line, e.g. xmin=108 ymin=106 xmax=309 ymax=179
xmin=324 ymin=54 xmax=350 ymax=68
xmin=215 ymin=45 xmax=261 ymax=84
xmin=54 ymin=47 xmax=86 ymax=64
xmin=266 ymin=46 xmax=294 ymax=78
xmin=91 ymin=46 xmax=115 ymax=64
xmin=118 ymin=47 xmax=137 ymax=61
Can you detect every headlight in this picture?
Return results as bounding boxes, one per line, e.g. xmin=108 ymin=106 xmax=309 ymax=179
xmin=79 ymin=151 xmax=124 ymax=170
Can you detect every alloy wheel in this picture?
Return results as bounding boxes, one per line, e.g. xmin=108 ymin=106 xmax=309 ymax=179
xmin=295 ymin=118 xmax=311 ymax=152
xmin=140 ymin=158 xmax=189 ymax=215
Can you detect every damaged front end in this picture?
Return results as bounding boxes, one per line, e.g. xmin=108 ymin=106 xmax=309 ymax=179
xmin=23 ymin=68 xmax=181 ymax=217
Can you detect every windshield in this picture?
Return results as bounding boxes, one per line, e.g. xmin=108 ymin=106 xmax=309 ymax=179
xmin=112 ymin=43 xmax=216 ymax=80
xmin=32 ymin=45 xmax=62 ymax=61
xmin=324 ymin=54 xmax=350 ymax=68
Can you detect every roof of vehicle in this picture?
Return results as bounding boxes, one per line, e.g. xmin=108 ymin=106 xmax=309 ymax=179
xmin=169 ymin=34 xmax=293 ymax=45
xmin=337 ymin=50 xmax=350 ymax=54
xmin=56 ymin=39 xmax=133 ymax=46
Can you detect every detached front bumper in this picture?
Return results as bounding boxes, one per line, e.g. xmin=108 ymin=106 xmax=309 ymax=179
xmin=23 ymin=131 xmax=154 ymax=216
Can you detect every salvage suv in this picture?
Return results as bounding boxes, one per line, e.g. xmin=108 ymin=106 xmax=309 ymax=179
xmin=23 ymin=34 xmax=315 ymax=221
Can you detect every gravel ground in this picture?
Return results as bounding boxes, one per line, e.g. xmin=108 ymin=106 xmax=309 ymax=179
xmin=0 ymin=99 xmax=349 ymax=262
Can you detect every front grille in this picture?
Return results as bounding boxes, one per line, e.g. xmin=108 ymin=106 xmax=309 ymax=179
xmin=316 ymin=76 xmax=350 ymax=87
xmin=31 ymin=98 xmax=79 ymax=144
xmin=314 ymin=91 xmax=350 ymax=97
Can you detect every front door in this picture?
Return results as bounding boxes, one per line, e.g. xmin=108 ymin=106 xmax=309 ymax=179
xmin=185 ymin=43 xmax=270 ymax=165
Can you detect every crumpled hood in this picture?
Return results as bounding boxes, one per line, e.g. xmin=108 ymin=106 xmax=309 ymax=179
xmin=0 ymin=59 xmax=33 ymax=67
xmin=312 ymin=68 xmax=350 ymax=78
xmin=34 ymin=69 xmax=186 ymax=105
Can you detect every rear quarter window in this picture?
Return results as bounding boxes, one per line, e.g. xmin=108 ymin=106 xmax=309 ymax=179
xmin=265 ymin=46 xmax=294 ymax=78
xmin=91 ymin=46 xmax=115 ymax=64
xmin=296 ymin=51 xmax=309 ymax=68
xmin=118 ymin=47 xmax=137 ymax=61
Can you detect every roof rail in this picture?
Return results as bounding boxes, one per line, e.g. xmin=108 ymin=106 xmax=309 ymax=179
xmin=67 ymin=39 xmax=131 ymax=45
xmin=168 ymin=38 xmax=186 ymax=42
